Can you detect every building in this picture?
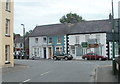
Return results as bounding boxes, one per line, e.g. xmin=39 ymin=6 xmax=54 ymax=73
xmin=67 ymin=19 xmax=120 ymax=59
xmin=29 ymin=19 xmax=119 ymax=60
xmin=14 ymin=35 xmax=29 ymax=59
xmin=118 ymin=1 xmax=120 ymax=18
xmin=0 ymin=0 xmax=14 ymax=67
xmin=29 ymin=24 xmax=68 ymax=59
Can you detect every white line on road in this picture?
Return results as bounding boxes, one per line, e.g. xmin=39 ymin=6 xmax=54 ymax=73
xmin=40 ymin=71 xmax=50 ymax=76
xmin=19 ymin=79 xmax=31 ymax=84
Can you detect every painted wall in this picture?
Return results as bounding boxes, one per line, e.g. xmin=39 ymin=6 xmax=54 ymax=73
xmin=29 ymin=36 xmax=48 ymax=58
xmin=68 ymin=33 xmax=107 ymax=59
xmin=48 ymin=36 xmax=65 ymax=55
xmin=0 ymin=0 xmax=14 ymax=67
xmin=118 ymin=1 xmax=120 ymax=18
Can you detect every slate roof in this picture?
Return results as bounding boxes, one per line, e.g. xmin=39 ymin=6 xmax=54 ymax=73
xmin=14 ymin=37 xmax=24 ymax=43
xmin=29 ymin=19 xmax=112 ymax=37
xmin=14 ymin=37 xmax=29 ymax=44
xmin=68 ymin=20 xmax=112 ymax=34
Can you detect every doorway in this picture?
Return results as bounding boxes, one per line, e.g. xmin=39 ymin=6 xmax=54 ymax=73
xmin=43 ymin=47 xmax=46 ymax=59
xmin=48 ymin=47 xmax=52 ymax=59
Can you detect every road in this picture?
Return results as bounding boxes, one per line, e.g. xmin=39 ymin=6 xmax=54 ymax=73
xmin=2 ymin=59 xmax=111 ymax=83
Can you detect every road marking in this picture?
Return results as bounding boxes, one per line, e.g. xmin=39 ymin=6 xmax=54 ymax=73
xmin=40 ymin=71 xmax=50 ymax=76
xmin=19 ymin=79 xmax=31 ymax=84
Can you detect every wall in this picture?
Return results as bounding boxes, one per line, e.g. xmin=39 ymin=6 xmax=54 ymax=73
xmin=118 ymin=2 xmax=120 ymax=45
xmin=29 ymin=36 xmax=49 ymax=58
xmin=1 ymin=0 xmax=14 ymax=67
xmin=68 ymin=33 xmax=107 ymax=59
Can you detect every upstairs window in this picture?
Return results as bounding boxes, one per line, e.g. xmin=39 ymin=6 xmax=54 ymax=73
xmin=6 ymin=0 xmax=10 ymax=12
xmin=35 ymin=38 xmax=38 ymax=43
xmin=57 ymin=36 xmax=61 ymax=44
xmin=48 ymin=37 xmax=52 ymax=44
xmin=5 ymin=19 xmax=10 ymax=36
xmin=75 ymin=36 xmax=79 ymax=44
xmin=43 ymin=37 xmax=47 ymax=43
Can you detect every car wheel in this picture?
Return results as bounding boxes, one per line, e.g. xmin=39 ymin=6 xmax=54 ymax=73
xmin=53 ymin=57 xmax=57 ymax=60
xmin=99 ymin=58 xmax=102 ymax=61
xmin=64 ymin=57 xmax=68 ymax=60
xmin=85 ymin=57 xmax=87 ymax=60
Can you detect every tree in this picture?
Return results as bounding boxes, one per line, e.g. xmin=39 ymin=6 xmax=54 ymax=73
xmin=25 ymin=30 xmax=33 ymax=36
xmin=60 ymin=12 xmax=85 ymax=23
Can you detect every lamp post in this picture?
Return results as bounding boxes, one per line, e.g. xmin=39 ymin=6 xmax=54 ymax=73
xmin=21 ymin=24 xmax=25 ymax=59
xmin=111 ymin=0 xmax=116 ymax=75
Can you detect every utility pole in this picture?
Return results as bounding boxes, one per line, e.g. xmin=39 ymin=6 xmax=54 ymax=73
xmin=21 ymin=24 xmax=25 ymax=59
xmin=111 ymin=0 xmax=116 ymax=75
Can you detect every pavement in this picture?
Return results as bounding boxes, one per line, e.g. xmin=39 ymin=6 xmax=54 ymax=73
xmin=95 ymin=65 xmax=118 ymax=82
xmin=2 ymin=63 xmax=29 ymax=74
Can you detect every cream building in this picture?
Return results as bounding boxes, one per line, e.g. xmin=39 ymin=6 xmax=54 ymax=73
xmin=0 ymin=0 xmax=14 ymax=67
xmin=118 ymin=2 xmax=120 ymax=40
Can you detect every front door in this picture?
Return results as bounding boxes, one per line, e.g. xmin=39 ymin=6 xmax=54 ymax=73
xmin=43 ymin=47 xmax=46 ymax=59
xmin=49 ymin=47 xmax=52 ymax=59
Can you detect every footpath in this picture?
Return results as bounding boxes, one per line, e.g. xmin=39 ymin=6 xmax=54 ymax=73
xmin=95 ymin=65 xmax=119 ymax=83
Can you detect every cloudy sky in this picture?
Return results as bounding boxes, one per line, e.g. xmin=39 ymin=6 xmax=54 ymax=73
xmin=14 ymin=0 xmax=119 ymax=35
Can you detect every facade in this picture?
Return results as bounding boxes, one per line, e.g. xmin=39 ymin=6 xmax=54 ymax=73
xmin=29 ymin=19 xmax=120 ymax=60
xmin=0 ymin=0 xmax=14 ymax=67
xmin=29 ymin=35 xmax=65 ymax=59
xmin=68 ymin=33 xmax=107 ymax=59
xmin=14 ymin=35 xmax=29 ymax=59
xmin=14 ymin=37 xmax=24 ymax=55
xmin=118 ymin=1 xmax=120 ymax=18
xmin=67 ymin=20 xmax=120 ymax=59
xmin=29 ymin=24 xmax=67 ymax=59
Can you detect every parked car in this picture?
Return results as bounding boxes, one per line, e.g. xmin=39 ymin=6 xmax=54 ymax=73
xmin=53 ymin=52 xmax=73 ymax=60
xmin=82 ymin=53 xmax=107 ymax=60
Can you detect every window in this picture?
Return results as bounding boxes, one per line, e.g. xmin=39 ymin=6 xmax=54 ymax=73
xmin=20 ymin=43 xmax=22 ymax=47
xmin=48 ymin=37 xmax=52 ymax=44
xmin=57 ymin=36 xmax=61 ymax=44
xmin=43 ymin=37 xmax=47 ymax=43
xmin=5 ymin=45 xmax=10 ymax=64
xmin=5 ymin=19 xmax=10 ymax=36
xmin=75 ymin=36 xmax=79 ymax=44
xmin=35 ymin=38 xmax=38 ymax=43
xmin=55 ymin=46 xmax=63 ymax=52
xmin=96 ymin=35 xmax=100 ymax=43
xmin=15 ymin=44 xmax=17 ymax=47
xmin=85 ymin=35 xmax=89 ymax=42
xmin=33 ymin=48 xmax=39 ymax=57
xmin=6 ymin=0 xmax=10 ymax=12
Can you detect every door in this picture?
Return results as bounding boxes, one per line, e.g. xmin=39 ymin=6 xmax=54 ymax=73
xmin=43 ymin=47 xmax=46 ymax=59
xmin=49 ymin=47 xmax=52 ymax=59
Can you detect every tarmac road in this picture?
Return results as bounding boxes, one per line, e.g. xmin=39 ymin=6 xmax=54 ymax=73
xmin=2 ymin=59 xmax=111 ymax=82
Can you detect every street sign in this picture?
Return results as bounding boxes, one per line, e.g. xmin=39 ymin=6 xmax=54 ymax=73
xmin=81 ymin=42 xmax=88 ymax=48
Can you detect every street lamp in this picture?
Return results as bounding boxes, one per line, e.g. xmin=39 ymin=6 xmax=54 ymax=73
xmin=21 ymin=24 xmax=25 ymax=59
xmin=111 ymin=0 xmax=116 ymax=75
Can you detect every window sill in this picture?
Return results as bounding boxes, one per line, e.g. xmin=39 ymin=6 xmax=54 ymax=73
xmin=5 ymin=34 xmax=10 ymax=37
xmin=6 ymin=10 xmax=11 ymax=12
xmin=5 ymin=61 xmax=10 ymax=64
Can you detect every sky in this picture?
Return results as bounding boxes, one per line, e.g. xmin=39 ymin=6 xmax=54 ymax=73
xmin=14 ymin=0 xmax=120 ymax=35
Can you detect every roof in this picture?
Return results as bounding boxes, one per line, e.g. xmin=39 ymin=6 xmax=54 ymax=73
xmin=14 ymin=37 xmax=29 ymax=44
xmin=14 ymin=37 xmax=24 ymax=43
xmin=68 ymin=20 xmax=112 ymax=34
xmin=29 ymin=19 xmax=112 ymax=37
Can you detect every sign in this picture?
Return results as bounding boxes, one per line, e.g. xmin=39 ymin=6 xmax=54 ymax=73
xmin=89 ymin=44 xmax=99 ymax=48
xmin=81 ymin=42 xmax=88 ymax=48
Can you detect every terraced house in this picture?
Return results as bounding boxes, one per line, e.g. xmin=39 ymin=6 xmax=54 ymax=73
xmin=0 ymin=0 xmax=14 ymax=67
xmin=29 ymin=19 xmax=120 ymax=60
xmin=29 ymin=24 xmax=69 ymax=59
